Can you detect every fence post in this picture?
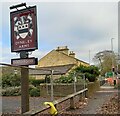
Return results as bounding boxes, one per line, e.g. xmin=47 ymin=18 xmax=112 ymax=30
xmin=85 ymin=89 xmax=88 ymax=98
xmin=51 ymin=70 xmax=54 ymax=101
xmin=79 ymin=93 xmax=83 ymax=102
xmin=70 ymin=97 xmax=75 ymax=109
xmin=73 ymin=72 xmax=76 ymax=93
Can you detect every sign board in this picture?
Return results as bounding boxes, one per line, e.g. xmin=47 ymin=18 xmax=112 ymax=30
xmin=11 ymin=57 xmax=38 ymax=66
xmin=106 ymin=72 xmax=113 ymax=77
xmin=10 ymin=6 xmax=38 ymax=52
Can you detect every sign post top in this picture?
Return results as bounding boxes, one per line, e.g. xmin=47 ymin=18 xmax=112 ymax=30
xmin=10 ymin=3 xmax=26 ymax=10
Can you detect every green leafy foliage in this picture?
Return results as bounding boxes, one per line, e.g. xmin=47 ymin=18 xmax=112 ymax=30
xmin=54 ymin=76 xmax=74 ymax=83
xmin=74 ymin=65 xmax=100 ymax=82
xmin=55 ymin=65 xmax=100 ymax=83
xmin=1 ymin=74 xmax=43 ymax=96
xmin=29 ymin=77 xmax=45 ymax=87
xmin=29 ymin=87 xmax=40 ymax=97
xmin=2 ymin=74 xmax=21 ymax=88
xmin=2 ymin=87 xmax=21 ymax=96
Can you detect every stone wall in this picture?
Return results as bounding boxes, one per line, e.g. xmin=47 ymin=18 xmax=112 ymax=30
xmin=40 ymin=81 xmax=101 ymax=97
xmin=87 ymin=81 xmax=100 ymax=97
xmin=40 ymin=83 xmax=85 ymax=97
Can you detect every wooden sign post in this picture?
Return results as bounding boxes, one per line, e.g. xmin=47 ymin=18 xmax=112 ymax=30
xmin=10 ymin=3 xmax=38 ymax=113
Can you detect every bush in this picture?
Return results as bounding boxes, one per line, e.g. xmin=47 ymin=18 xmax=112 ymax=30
xmin=29 ymin=87 xmax=40 ymax=97
xmin=54 ymin=76 xmax=74 ymax=83
xmin=2 ymin=74 xmax=21 ymax=88
xmin=29 ymin=84 xmax=36 ymax=91
xmin=2 ymin=85 xmax=40 ymax=96
xmin=74 ymin=65 xmax=100 ymax=82
xmin=2 ymin=86 xmax=21 ymax=96
xmin=30 ymin=78 xmax=45 ymax=87
xmin=86 ymin=73 xmax=96 ymax=82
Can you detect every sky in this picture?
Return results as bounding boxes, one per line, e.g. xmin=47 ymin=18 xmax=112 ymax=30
xmin=0 ymin=0 xmax=119 ymax=66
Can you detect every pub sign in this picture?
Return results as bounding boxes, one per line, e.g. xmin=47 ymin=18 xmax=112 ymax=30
xmin=10 ymin=6 xmax=38 ymax=52
xmin=11 ymin=57 xmax=38 ymax=66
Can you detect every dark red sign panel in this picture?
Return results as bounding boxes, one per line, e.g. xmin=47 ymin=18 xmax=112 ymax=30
xmin=10 ymin=6 xmax=38 ymax=52
xmin=11 ymin=57 xmax=38 ymax=66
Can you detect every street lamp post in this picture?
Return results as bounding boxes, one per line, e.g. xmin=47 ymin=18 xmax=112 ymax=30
xmin=111 ymin=38 xmax=114 ymax=68
xmin=111 ymin=38 xmax=115 ymax=85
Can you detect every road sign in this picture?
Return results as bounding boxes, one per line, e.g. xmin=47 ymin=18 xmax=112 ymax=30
xmin=11 ymin=57 xmax=38 ymax=66
xmin=10 ymin=6 xmax=38 ymax=52
xmin=106 ymin=72 xmax=113 ymax=77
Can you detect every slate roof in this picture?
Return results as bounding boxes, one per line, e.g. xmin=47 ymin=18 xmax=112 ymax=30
xmin=55 ymin=50 xmax=89 ymax=65
xmin=29 ymin=64 xmax=75 ymax=75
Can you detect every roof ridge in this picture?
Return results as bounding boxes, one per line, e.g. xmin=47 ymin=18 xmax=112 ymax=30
xmin=55 ymin=50 xmax=89 ymax=65
xmin=37 ymin=64 xmax=75 ymax=68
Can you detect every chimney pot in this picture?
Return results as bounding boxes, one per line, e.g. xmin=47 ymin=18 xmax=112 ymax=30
xmin=69 ymin=51 xmax=75 ymax=58
xmin=56 ymin=46 xmax=69 ymax=55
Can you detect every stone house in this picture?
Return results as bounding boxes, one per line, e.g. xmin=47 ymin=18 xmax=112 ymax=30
xmin=29 ymin=46 xmax=89 ymax=79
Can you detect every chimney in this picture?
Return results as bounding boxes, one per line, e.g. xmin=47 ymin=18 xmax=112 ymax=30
xmin=69 ymin=51 xmax=75 ymax=58
xmin=56 ymin=46 xmax=69 ymax=55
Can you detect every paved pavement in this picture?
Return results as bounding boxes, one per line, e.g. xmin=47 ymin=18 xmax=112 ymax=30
xmin=62 ymin=83 xmax=118 ymax=114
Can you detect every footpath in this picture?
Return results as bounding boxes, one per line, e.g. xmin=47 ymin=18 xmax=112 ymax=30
xmin=61 ymin=83 xmax=119 ymax=115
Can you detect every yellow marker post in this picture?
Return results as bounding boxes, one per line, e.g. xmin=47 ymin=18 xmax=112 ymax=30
xmin=44 ymin=102 xmax=58 ymax=116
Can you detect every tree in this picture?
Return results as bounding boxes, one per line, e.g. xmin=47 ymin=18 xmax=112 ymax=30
xmin=54 ymin=65 xmax=100 ymax=83
xmin=93 ymin=50 xmax=117 ymax=76
xmin=73 ymin=65 xmax=100 ymax=82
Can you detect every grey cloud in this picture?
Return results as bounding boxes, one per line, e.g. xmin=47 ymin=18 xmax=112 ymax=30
xmin=1 ymin=2 xmax=118 ymax=64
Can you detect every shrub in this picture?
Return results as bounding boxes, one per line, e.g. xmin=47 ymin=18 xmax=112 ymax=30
xmin=29 ymin=87 xmax=40 ymax=97
xmin=29 ymin=84 xmax=36 ymax=91
xmin=30 ymin=78 xmax=45 ymax=87
xmin=54 ymin=76 xmax=74 ymax=83
xmin=2 ymin=86 xmax=21 ymax=96
xmin=74 ymin=65 xmax=100 ymax=82
xmin=2 ymin=74 xmax=21 ymax=88
xmin=2 ymin=85 xmax=40 ymax=96
xmin=85 ymin=73 xmax=96 ymax=82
